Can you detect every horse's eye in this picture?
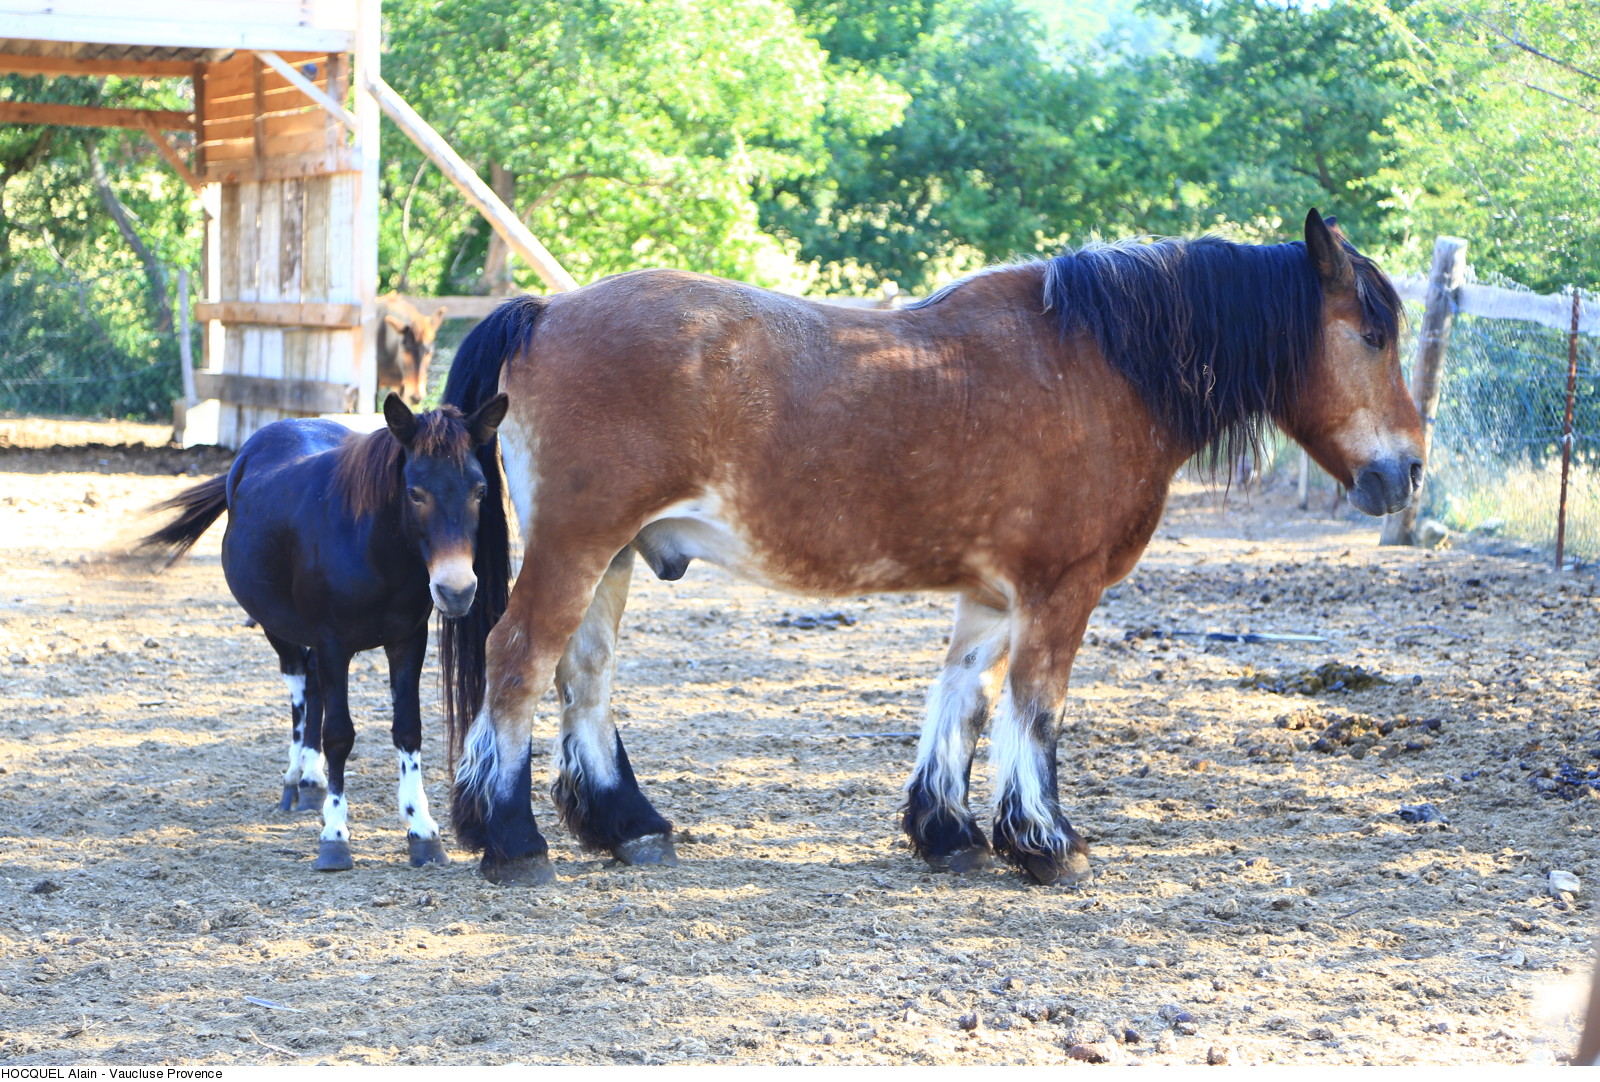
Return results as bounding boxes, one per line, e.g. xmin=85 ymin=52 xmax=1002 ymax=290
xmin=473 ymin=484 xmax=488 ymax=501
xmin=408 ymin=488 xmax=426 ymax=504
xmin=1361 ymin=330 xmax=1384 ymax=350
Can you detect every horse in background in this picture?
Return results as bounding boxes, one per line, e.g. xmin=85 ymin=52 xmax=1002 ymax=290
xmin=438 ymin=210 xmax=1422 ymax=887
xmin=376 ymin=293 xmax=447 ymax=406
xmin=139 ymin=393 xmax=507 ymax=871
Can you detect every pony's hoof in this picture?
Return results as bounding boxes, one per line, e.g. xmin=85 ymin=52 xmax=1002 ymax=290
xmin=481 ymin=853 xmax=555 ymax=886
xmin=612 ymin=833 xmax=678 ymax=867
xmin=407 ymin=834 xmax=451 ymax=867
xmin=924 ymin=842 xmax=994 ymax=875
xmin=314 ymin=839 xmax=353 ymax=872
xmin=295 ymin=784 xmax=327 ymax=815
xmin=1019 ymin=848 xmax=1092 ymax=887
xmin=947 ymin=843 xmax=995 ymax=875
xmin=277 ymin=784 xmax=297 ymax=813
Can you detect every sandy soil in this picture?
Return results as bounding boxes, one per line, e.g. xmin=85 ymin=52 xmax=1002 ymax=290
xmin=1 ymin=424 xmax=1597 ymax=1065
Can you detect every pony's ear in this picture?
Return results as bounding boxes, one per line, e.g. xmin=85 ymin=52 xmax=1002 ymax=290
xmin=1305 ymin=208 xmax=1354 ymax=291
xmin=384 ymin=313 xmax=409 ymax=334
xmin=466 ymin=393 xmax=509 ymax=447
xmin=430 ymin=306 xmax=448 ymax=330
xmin=384 ymin=393 xmax=419 ymax=447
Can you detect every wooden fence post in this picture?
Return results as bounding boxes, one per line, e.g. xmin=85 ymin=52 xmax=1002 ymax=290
xmin=1381 ymin=236 xmax=1468 ymax=546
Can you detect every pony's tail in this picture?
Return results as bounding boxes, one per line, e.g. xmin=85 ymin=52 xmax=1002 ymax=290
xmin=134 ymin=474 xmax=229 ymax=567
xmin=439 ymin=295 xmax=545 ymax=803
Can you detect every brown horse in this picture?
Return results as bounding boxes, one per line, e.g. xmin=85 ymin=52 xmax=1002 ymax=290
xmin=376 ymin=292 xmax=447 ymax=406
xmin=438 ymin=210 xmax=1423 ymax=886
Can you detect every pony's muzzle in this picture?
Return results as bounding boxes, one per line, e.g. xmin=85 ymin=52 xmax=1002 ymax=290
xmin=429 ymin=558 xmax=478 ymax=618
xmin=1350 ymin=454 xmax=1423 ymax=516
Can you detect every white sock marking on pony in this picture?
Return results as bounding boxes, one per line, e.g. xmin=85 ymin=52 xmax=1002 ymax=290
xmin=282 ymin=674 xmax=307 ymax=786
xmin=909 ymin=669 xmax=980 ymax=820
xmin=395 ymin=748 xmax=440 ymax=840
xmin=298 ymin=745 xmax=328 ymax=789
xmin=989 ymin=687 xmax=1058 ymax=850
xmin=320 ymin=790 xmax=349 ymax=842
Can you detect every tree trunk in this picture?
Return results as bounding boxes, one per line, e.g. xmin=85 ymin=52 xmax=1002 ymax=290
xmin=89 ymin=139 xmax=173 ymax=334
xmin=480 ymin=161 xmax=517 ymax=296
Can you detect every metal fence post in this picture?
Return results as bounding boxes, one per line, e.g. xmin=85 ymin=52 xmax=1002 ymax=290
xmin=1556 ymin=289 xmax=1581 ymax=570
xmin=1381 ymin=236 xmax=1468 ymax=546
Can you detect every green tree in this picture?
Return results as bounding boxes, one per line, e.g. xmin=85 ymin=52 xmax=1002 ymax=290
xmin=380 ymin=0 xmax=900 ymax=293
xmin=1381 ymin=0 xmax=1600 ymax=291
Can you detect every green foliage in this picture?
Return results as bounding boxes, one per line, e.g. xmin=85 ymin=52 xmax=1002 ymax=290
xmin=0 ymin=74 xmax=199 ymax=418
xmin=1379 ymin=0 xmax=1600 ymax=292
xmin=380 ymin=0 xmax=901 ymax=292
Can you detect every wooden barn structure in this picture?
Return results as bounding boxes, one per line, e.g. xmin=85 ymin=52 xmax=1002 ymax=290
xmin=0 ymin=0 xmax=573 ymax=448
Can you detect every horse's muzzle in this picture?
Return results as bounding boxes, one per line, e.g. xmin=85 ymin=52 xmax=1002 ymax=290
xmin=431 ymin=580 xmax=478 ymax=618
xmin=1349 ymin=455 xmax=1423 ymax=517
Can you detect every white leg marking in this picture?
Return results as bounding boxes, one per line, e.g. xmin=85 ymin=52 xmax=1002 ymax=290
xmin=299 ymin=745 xmax=328 ymax=789
xmin=456 ymin=710 xmax=526 ymax=807
xmin=907 ymin=601 xmax=1008 ymax=825
xmin=395 ymin=748 xmax=440 ymax=839
xmin=283 ymin=674 xmax=307 ymax=785
xmin=551 ymin=614 xmax=621 ymax=791
xmin=551 ymin=552 xmax=635 ymax=806
xmin=320 ymin=789 xmax=349 ymax=842
xmin=989 ymin=685 xmax=1058 ymax=849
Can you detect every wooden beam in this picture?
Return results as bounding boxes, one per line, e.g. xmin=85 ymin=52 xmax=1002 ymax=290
xmin=0 ymin=101 xmax=193 ymax=131
xmin=364 ymin=75 xmax=578 ymax=293
xmin=194 ymin=372 xmax=358 ymax=415
xmin=202 ymin=149 xmax=357 ymax=184
xmin=0 ymin=15 xmax=355 ymax=56
xmin=254 ymin=50 xmax=356 ymax=131
xmin=140 ymin=118 xmax=204 ymax=193
xmin=195 ymin=300 xmax=361 ymax=328
xmin=0 ymin=53 xmax=194 ymax=79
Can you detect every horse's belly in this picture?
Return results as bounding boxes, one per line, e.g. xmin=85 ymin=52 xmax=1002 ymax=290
xmin=635 ymin=493 xmax=933 ymax=597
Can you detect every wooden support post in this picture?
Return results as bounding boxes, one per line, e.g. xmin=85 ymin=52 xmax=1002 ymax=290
xmin=1381 ymin=236 xmax=1468 ymax=546
xmin=1556 ymin=290 xmax=1581 ymax=571
xmin=178 ymin=268 xmax=196 ymax=405
xmin=364 ymin=75 xmax=578 ymax=293
xmin=354 ymin=0 xmax=382 ymax=412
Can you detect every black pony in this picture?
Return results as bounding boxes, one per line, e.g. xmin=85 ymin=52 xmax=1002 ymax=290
xmin=139 ymin=393 xmax=507 ymax=870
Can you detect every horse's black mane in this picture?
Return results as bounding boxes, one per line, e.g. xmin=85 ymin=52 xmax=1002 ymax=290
xmin=332 ymin=405 xmax=473 ymax=518
xmin=912 ymin=234 xmax=1402 ymax=464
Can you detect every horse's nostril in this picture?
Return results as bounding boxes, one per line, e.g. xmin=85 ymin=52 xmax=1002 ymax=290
xmin=1409 ymin=460 xmax=1423 ymax=490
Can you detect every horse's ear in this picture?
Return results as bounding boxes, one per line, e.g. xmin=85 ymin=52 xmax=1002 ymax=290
xmin=430 ymin=306 xmax=448 ymax=330
xmin=1305 ymin=208 xmax=1354 ymax=291
xmin=384 ymin=393 xmax=419 ymax=447
xmin=384 ymin=314 xmax=409 ymax=334
xmin=466 ymin=393 xmax=509 ymax=447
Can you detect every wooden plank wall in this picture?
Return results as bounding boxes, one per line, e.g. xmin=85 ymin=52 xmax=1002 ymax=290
xmin=199 ymin=52 xmax=362 ymax=448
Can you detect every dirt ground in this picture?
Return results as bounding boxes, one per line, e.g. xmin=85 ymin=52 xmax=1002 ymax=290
xmin=2 ymin=421 xmax=1597 ymax=1066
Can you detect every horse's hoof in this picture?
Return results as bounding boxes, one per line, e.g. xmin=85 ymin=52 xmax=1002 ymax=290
xmin=296 ymin=784 xmax=327 ymax=814
xmin=612 ymin=833 xmax=678 ymax=867
xmin=481 ymin=853 xmax=555 ymax=886
xmin=313 ymin=839 xmax=353 ymax=872
xmin=407 ymin=834 xmax=451 ymax=868
xmin=947 ymin=843 xmax=995 ymax=875
xmin=1019 ymin=848 xmax=1092 ymax=887
xmin=277 ymin=784 xmax=297 ymax=813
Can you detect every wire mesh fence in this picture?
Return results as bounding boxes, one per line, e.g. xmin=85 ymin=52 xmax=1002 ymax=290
xmin=1280 ymin=278 xmax=1599 ymax=564
xmin=1425 ymin=282 xmax=1598 ymax=564
xmin=0 ymin=264 xmax=189 ymax=422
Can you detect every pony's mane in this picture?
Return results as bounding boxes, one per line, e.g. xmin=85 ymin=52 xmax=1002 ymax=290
xmin=912 ymin=234 xmax=1402 ymax=464
xmin=331 ymin=405 xmax=473 ymax=518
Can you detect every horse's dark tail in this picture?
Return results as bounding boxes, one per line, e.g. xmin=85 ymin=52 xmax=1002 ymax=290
xmin=439 ymin=295 xmax=545 ymax=844
xmin=135 ymin=474 xmax=229 ymax=567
